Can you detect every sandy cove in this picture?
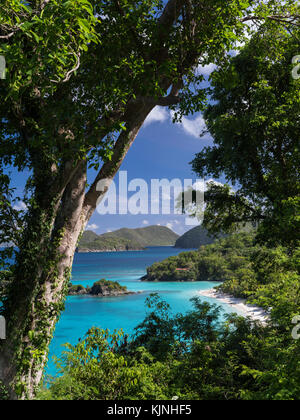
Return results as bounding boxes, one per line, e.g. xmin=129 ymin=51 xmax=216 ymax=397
xmin=198 ymin=288 xmax=270 ymax=324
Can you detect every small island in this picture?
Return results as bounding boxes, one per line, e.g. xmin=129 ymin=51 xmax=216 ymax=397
xmin=68 ymin=279 xmax=136 ymax=297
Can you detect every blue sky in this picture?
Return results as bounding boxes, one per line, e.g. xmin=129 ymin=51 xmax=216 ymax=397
xmin=87 ymin=64 xmax=223 ymax=235
xmin=9 ymin=64 xmax=225 ymax=237
xmin=87 ymin=105 xmax=216 ymax=235
xmin=3 ymin=1 xmax=253 ymax=239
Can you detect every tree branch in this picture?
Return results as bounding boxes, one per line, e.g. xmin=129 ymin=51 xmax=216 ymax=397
xmin=83 ymin=102 xmax=155 ymax=221
xmin=50 ymin=52 xmax=81 ymax=84
xmin=242 ymin=14 xmax=300 ymax=27
xmin=81 ymin=1 xmax=191 ymax=222
xmin=0 ymin=31 xmax=16 ymax=40
xmin=132 ymin=93 xmax=181 ymax=107
xmin=158 ymin=0 xmax=187 ymax=28
xmin=40 ymin=0 xmax=51 ymax=10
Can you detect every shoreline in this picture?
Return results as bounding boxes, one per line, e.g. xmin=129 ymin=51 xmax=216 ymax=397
xmin=198 ymin=288 xmax=270 ymax=324
xmin=76 ymin=248 xmax=145 ymax=253
xmin=76 ymin=245 xmax=180 ymax=253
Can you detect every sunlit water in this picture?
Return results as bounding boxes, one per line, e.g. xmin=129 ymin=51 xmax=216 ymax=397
xmin=45 ymin=246 xmax=241 ymax=378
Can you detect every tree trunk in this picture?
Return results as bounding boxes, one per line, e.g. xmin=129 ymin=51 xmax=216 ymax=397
xmin=0 ymin=162 xmax=88 ymax=399
xmin=0 ymin=104 xmax=154 ymax=400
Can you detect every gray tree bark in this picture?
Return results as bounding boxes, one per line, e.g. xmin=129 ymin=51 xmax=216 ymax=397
xmin=0 ymin=103 xmax=154 ymax=400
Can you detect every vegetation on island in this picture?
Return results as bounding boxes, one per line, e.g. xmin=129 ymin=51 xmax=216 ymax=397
xmin=68 ymin=279 xmax=131 ymax=297
xmin=68 ymin=284 xmax=87 ymax=296
xmin=143 ymin=232 xmax=259 ymax=283
xmin=143 ymin=232 xmax=300 ymax=316
xmin=78 ymin=226 xmax=179 ymax=252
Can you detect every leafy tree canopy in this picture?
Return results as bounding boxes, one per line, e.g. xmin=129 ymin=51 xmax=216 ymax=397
xmin=191 ymin=23 xmax=300 ymax=247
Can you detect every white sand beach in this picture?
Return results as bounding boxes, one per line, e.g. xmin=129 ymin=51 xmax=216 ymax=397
xmin=198 ymin=288 xmax=270 ymax=324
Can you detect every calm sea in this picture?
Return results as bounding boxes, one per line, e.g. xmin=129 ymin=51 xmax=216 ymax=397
xmin=45 ymin=246 xmax=239 ymax=378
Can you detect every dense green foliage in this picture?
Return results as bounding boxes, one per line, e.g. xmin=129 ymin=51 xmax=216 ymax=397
xmin=38 ymin=231 xmax=300 ymax=400
xmin=69 ymin=279 xmax=128 ymax=296
xmin=144 ymin=232 xmax=258 ymax=284
xmin=79 ymin=226 xmax=179 ymax=251
xmin=93 ymin=279 xmax=127 ymax=290
xmin=191 ymin=26 xmax=300 ymax=248
xmin=142 ymin=250 xmax=200 ymax=282
xmin=144 ymin=233 xmax=300 ymax=323
xmin=38 ymin=287 xmax=300 ymax=400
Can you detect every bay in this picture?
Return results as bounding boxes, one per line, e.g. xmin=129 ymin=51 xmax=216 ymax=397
xmin=46 ymin=246 xmax=241 ymax=378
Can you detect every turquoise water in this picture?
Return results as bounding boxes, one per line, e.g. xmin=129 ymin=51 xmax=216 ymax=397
xmin=46 ymin=247 xmax=239 ymax=377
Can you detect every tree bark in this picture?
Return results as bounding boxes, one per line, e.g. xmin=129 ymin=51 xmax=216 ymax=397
xmin=0 ymin=102 xmax=155 ymax=399
xmin=0 ymin=162 xmax=88 ymax=399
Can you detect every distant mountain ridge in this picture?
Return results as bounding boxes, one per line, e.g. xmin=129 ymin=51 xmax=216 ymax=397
xmin=175 ymin=225 xmax=223 ymax=249
xmin=78 ymin=225 xmax=179 ymax=252
xmin=175 ymin=223 xmax=256 ymax=249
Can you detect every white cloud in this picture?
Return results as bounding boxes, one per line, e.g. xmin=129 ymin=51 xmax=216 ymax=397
xmin=166 ymin=222 xmax=174 ymax=231
xmin=142 ymin=220 xmax=149 ymax=225
xmin=193 ymin=179 xmax=224 ymax=192
xmin=87 ymin=223 xmax=99 ymax=231
xmin=171 ymin=112 xmax=207 ymax=139
xmin=185 ymin=216 xmax=200 ymax=227
xmin=144 ymin=106 xmax=169 ymax=127
xmin=13 ymin=201 xmax=27 ymax=211
xmin=165 ymin=219 xmax=185 ymax=234
xmin=196 ymin=63 xmax=217 ymax=77
xmin=167 ymin=219 xmax=180 ymax=228
xmin=144 ymin=102 xmax=211 ymax=140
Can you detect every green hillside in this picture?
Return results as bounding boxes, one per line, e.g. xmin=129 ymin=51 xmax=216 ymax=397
xmin=80 ymin=230 xmax=99 ymax=244
xmin=102 ymin=225 xmax=179 ymax=247
xmin=175 ymin=224 xmax=256 ymax=249
xmin=175 ymin=225 xmax=223 ymax=249
xmin=78 ymin=225 xmax=179 ymax=252
xmin=143 ymin=232 xmax=259 ymax=283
